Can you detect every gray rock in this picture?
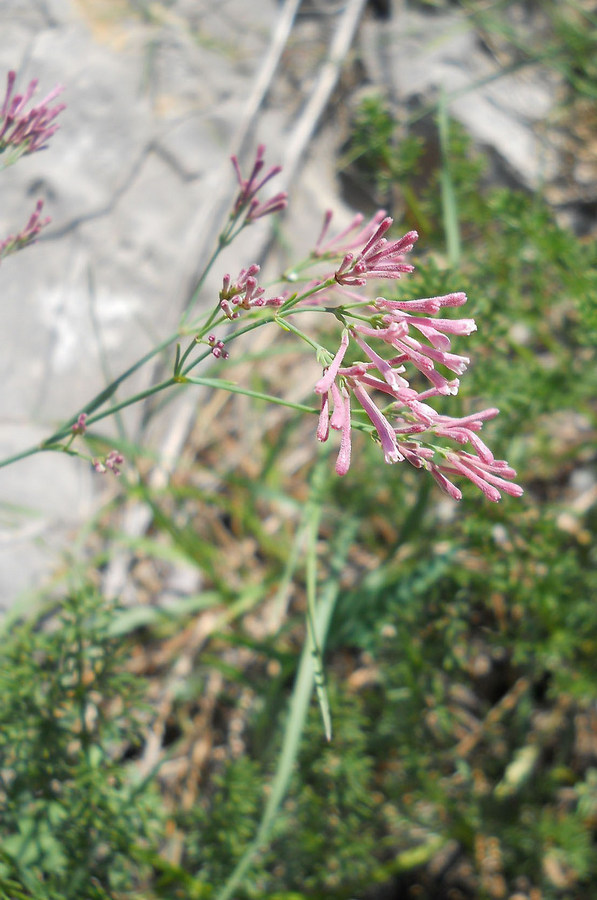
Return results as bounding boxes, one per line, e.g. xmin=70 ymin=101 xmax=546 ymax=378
xmin=0 ymin=0 xmax=285 ymax=602
xmin=359 ymin=6 xmax=559 ymax=189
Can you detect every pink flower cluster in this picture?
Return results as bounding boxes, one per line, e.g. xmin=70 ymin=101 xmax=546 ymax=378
xmin=313 ymin=215 xmax=523 ymax=502
xmin=1 ymin=70 xmax=65 ymax=262
xmin=71 ymin=412 xmax=88 ymax=435
xmin=219 ymin=265 xmax=288 ymax=319
xmin=0 ymin=71 xmax=64 ymax=162
xmin=334 ymin=217 xmax=417 ymax=286
xmin=0 ymin=199 xmax=50 ymax=262
xmin=231 ymin=144 xmax=288 ymax=223
xmin=314 ymin=209 xmax=388 ymax=258
xmin=207 ymin=334 xmax=229 ymax=360
xmin=93 ymin=450 xmax=124 ymax=476
xmin=217 ymin=146 xmax=521 ymax=503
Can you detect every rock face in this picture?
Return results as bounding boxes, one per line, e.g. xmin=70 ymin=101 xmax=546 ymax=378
xmin=0 ymin=0 xmax=287 ymax=602
xmin=359 ymin=6 xmax=559 ymax=191
xmin=358 ymin=3 xmax=596 ymax=232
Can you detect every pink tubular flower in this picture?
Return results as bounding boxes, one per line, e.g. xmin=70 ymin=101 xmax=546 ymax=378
xmin=105 ymin=450 xmax=124 ymax=474
xmin=314 ymin=330 xmax=350 ymax=395
xmin=230 ymin=144 xmax=288 ymax=222
xmin=0 ymin=70 xmax=65 ymax=164
xmin=334 ymin=217 xmax=418 ymax=286
xmin=315 ymin=334 xmax=405 ymax=475
xmin=316 ymin=364 xmax=405 ymax=475
xmin=0 ymin=199 xmax=51 ymax=262
xmin=333 ymin=385 xmax=352 ymax=476
xmin=352 ymin=318 xmax=469 ymax=397
xmin=429 ymin=409 xmax=499 ymax=463
xmin=219 ymin=265 xmax=287 ymax=318
xmin=389 ymin=400 xmax=523 ymax=501
xmin=316 ymin=380 xmax=352 ymax=476
xmin=376 ymin=292 xmax=468 ymax=314
xmin=351 ymin=381 xmax=403 ymax=464
xmin=431 ymin=452 xmax=524 ymax=503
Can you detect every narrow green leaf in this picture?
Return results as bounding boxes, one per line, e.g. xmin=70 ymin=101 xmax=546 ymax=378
xmin=185 ymin=376 xmax=317 ymax=415
xmin=437 ymin=91 xmax=461 ymax=268
xmin=304 ymin=467 xmax=332 ymax=741
xmin=215 ymin=513 xmax=356 ymax=900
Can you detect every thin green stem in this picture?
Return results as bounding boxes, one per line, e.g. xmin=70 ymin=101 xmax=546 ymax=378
xmin=179 ymin=216 xmax=249 ymax=326
xmin=279 ymin=276 xmax=336 ymax=312
xmin=43 ymin=332 xmax=182 ymax=445
xmin=216 ymin=515 xmax=357 ymax=900
xmin=184 ymin=376 xmax=318 ymax=415
xmin=180 ymin=239 xmax=227 ymax=327
xmin=87 ymin=265 xmax=128 ymax=444
xmin=181 ymin=316 xmax=275 ymax=376
xmin=41 ymin=377 xmax=179 ymax=450
xmin=274 ymin=315 xmax=323 ymax=353
xmin=175 ymin=336 xmax=202 ymax=376
xmin=304 ymin=463 xmax=332 ymax=741
xmin=0 ymin=270 xmax=344 ymax=471
xmin=438 ymin=91 xmax=462 ymax=267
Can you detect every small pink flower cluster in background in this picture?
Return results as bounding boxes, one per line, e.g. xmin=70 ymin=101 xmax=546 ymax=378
xmin=207 ymin=334 xmax=229 ymax=359
xmin=71 ymin=412 xmax=88 ymax=435
xmin=0 ymin=199 xmax=50 ymax=261
xmin=231 ymin=144 xmax=288 ymax=223
xmin=70 ymin=414 xmax=125 ymax=477
xmin=313 ymin=214 xmax=523 ymax=501
xmin=93 ymin=450 xmax=124 ymax=476
xmin=0 ymin=70 xmax=64 ymax=163
xmin=219 ymin=264 xmax=288 ymax=318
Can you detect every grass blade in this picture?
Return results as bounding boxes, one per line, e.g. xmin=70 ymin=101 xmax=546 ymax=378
xmin=215 ymin=512 xmax=356 ymax=900
xmin=437 ymin=91 xmax=461 ymax=268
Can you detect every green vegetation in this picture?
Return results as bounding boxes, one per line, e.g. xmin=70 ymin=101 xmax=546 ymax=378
xmin=0 ymin=589 xmax=162 ymax=899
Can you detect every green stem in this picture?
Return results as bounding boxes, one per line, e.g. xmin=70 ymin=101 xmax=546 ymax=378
xmin=181 ymin=316 xmax=275 ymax=376
xmin=52 ymin=377 xmax=179 ymax=439
xmin=437 ymin=91 xmax=461 ymax=268
xmin=279 ymin=276 xmax=336 ymax=312
xmin=175 ymin=336 xmax=202 ymax=376
xmin=184 ymin=376 xmax=317 ymax=415
xmin=44 ymin=331 xmax=182 ymax=445
xmin=274 ymin=314 xmax=323 ymax=352
xmin=216 ymin=515 xmax=357 ymax=900
xmin=179 ymin=217 xmax=248 ymax=326
xmin=0 ymin=272 xmax=341 ymax=470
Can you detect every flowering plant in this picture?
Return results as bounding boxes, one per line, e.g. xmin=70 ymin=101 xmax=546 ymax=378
xmin=0 ymin=70 xmax=526 ymax=896
xmin=304 ymin=212 xmax=521 ymax=501
xmin=0 ymin=106 xmax=522 ymax=504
